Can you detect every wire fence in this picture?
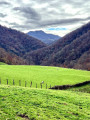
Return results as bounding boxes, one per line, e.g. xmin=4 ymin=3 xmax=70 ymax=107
xmin=0 ymin=78 xmax=52 ymax=89
xmin=0 ymin=78 xmax=90 ymax=93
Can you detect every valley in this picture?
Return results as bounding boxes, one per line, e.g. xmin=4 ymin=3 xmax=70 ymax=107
xmin=0 ymin=0 xmax=90 ymax=119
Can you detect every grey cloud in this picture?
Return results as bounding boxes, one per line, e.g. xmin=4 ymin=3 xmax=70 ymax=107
xmin=0 ymin=13 xmax=7 ymax=17
xmin=86 ymin=17 xmax=90 ymax=21
xmin=10 ymin=17 xmax=89 ymax=31
xmin=9 ymin=22 xmax=19 ymax=26
xmin=34 ymin=0 xmax=56 ymax=3
xmin=10 ymin=24 xmax=35 ymax=32
xmin=13 ymin=7 xmax=41 ymax=21
xmin=35 ymin=17 xmax=90 ymax=28
xmin=9 ymin=16 xmax=90 ymax=31
xmin=9 ymin=21 xmax=38 ymax=30
xmin=44 ymin=0 xmax=90 ymax=12
xmin=0 ymin=1 xmax=10 ymax=5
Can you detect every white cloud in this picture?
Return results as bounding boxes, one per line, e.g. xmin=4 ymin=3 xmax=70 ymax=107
xmin=0 ymin=0 xmax=90 ymax=36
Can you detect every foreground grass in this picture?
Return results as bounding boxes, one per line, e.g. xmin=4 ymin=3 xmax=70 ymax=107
xmin=0 ymin=85 xmax=90 ymax=120
xmin=0 ymin=65 xmax=90 ymax=88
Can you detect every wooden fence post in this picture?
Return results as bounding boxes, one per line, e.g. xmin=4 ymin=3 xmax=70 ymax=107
xmin=25 ymin=81 xmax=27 ymax=87
xmin=50 ymin=85 xmax=51 ymax=89
xmin=58 ymin=86 xmax=59 ymax=90
xmin=13 ymin=80 xmax=15 ymax=85
xmin=30 ymin=81 xmax=32 ymax=87
xmin=41 ymin=84 xmax=42 ymax=89
xmin=7 ymin=79 xmax=8 ymax=85
xmin=36 ymin=83 xmax=37 ymax=88
xmin=0 ymin=78 xmax=1 ymax=84
xmin=19 ymin=80 xmax=21 ymax=86
xmin=46 ymin=84 xmax=47 ymax=89
xmin=31 ymin=81 xmax=32 ymax=87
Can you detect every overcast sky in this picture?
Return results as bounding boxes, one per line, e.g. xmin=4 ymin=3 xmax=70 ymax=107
xmin=0 ymin=0 xmax=90 ymax=36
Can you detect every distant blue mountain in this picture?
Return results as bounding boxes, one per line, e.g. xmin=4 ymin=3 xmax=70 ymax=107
xmin=27 ymin=30 xmax=61 ymax=45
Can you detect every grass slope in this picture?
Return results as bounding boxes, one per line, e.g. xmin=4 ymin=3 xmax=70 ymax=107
xmin=0 ymin=62 xmax=7 ymax=65
xmin=0 ymin=85 xmax=90 ymax=120
xmin=0 ymin=65 xmax=90 ymax=88
xmin=68 ymin=84 xmax=90 ymax=93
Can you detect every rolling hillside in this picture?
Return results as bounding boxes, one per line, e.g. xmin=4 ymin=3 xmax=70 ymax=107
xmin=27 ymin=30 xmax=60 ymax=45
xmin=0 ymin=65 xmax=90 ymax=88
xmin=0 ymin=25 xmax=46 ymax=64
xmin=26 ymin=22 xmax=90 ymax=70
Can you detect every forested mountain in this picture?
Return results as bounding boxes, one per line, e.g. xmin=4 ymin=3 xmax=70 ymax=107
xmin=27 ymin=30 xmax=60 ymax=45
xmin=25 ymin=22 xmax=90 ymax=70
xmin=0 ymin=25 xmax=46 ymax=64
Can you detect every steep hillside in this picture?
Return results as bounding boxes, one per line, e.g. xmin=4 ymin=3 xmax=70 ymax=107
xmin=0 ymin=25 xmax=46 ymax=64
xmin=0 ymin=48 xmax=27 ymax=65
xmin=26 ymin=22 xmax=90 ymax=70
xmin=27 ymin=30 xmax=60 ymax=45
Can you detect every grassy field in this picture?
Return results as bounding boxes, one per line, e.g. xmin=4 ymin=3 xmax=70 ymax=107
xmin=0 ymin=85 xmax=90 ymax=120
xmin=0 ymin=65 xmax=90 ymax=88
xmin=0 ymin=65 xmax=90 ymax=120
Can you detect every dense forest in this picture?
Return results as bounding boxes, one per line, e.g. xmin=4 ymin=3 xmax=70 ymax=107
xmin=0 ymin=48 xmax=27 ymax=65
xmin=0 ymin=22 xmax=90 ymax=70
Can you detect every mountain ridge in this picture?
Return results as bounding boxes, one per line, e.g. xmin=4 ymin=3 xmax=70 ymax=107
xmin=27 ymin=30 xmax=60 ymax=45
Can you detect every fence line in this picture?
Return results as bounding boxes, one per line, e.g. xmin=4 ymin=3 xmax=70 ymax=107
xmin=0 ymin=78 xmax=50 ymax=89
xmin=0 ymin=78 xmax=90 ymax=92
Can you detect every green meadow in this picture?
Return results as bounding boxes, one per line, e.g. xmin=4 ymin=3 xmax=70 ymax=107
xmin=0 ymin=85 xmax=90 ymax=120
xmin=0 ymin=65 xmax=90 ymax=120
xmin=0 ymin=65 xmax=90 ymax=88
